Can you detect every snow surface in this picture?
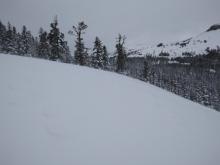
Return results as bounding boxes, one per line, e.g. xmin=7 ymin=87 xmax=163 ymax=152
xmin=0 ymin=54 xmax=220 ymax=165
xmin=128 ymin=28 xmax=220 ymax=58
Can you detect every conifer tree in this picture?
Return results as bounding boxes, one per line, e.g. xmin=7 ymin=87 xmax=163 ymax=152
xmin=20 ymin=25 xmax=28 ymax=55
xmin=28 ymin=35 xmax=38 ymax=57
xmin=48 ymin=17 xmax=60 ymax=61
xmin=58 ymin=33 xmax=71 ymax=63
xmin=69 ymin=21 xmax=88 ymax=65
xmin=62 ymin=40 xmax=72 ymax=63
xmin=0 ymin=21 xmax=7 ymax=53
xmin=20 ymin=25 xmax=33 ymax=56
xmin=12 ymin=26 xmax=19 ymax=54
xmin=38 ymin=28 xmax=50 ymax=59
xmin=47 ymin=17 xmax=69 ymax=62
xmin=92 ymin=37 xmax=103 ymax=68
xmin=116 ymin=34 xmax=127 ymax=72
xmin=102 ymin=45 xmax=109 ymax=69
xmin=143 ymin=60 xmax=150 ymax=81
xmin=4 ymin=23 xmax=14 ymax=53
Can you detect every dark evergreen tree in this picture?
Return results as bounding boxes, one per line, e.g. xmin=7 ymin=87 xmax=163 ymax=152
xmin=20 ymin=25 xmax=33 ymax=56
xmin=102 ymin=45 xmax=109 ymax=69
xmin=116 ymin=34 xmax=127 ymax=72
xmin=61 ymin=40 xmax=72 ymax=63
xmin=16 ymin=32 xmax=23 ymax=55
xmin=47 ymin=17 xmax=69 ymax=62
xmin=4 ymin=23 xmax=14 ymax=53
xmin=91 ymin=37 xmax=103 ymax=68
xmin=58 ymin=33 xmax=71 ymax=63
xmin=0 ymin=21 xmax=7 ymax=53
xmin=26 ymin=31 xmax=36 ymax=56
xmin=21 ymin=25 xmax=28 ymax=55
xmin=48 ymin=17 xmax=60 ymax=61
xmin=12 ymin=26 xmax=19 ymax=54
xmin=69 ymin=21 xmax=88 ymax=65
xmin=37 ymin=28 xmax=50 ymax=59
xmin=143 ymin=60 xmax=150 ymax=81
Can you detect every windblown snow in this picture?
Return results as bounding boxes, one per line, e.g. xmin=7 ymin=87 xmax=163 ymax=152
xmin=0 ymin=54 xmax=220 ymax=165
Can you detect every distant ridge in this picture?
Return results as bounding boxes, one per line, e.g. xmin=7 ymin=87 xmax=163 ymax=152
xmin=206 ymin=24 xmax=220 ymax=32
xmin=128 ymin=24 xmax=220 ymax=58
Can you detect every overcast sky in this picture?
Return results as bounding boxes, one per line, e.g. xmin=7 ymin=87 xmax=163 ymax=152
xmin=0 ymin=0 xmax=219 ymax=51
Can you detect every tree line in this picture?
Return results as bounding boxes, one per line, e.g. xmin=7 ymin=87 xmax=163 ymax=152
xmin=0 ymin=17 xmax=127 ymax=72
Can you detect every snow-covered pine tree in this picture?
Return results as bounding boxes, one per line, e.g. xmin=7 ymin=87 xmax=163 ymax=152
xmin=91 ymin=37 xmax=103 ymax=69
xmin=47 ymin=17 xmax=69 ymax=62
xmin=69 ymin=21 xmax=88 ymax=65
xmin=61 ymin=40 xmax=72 ymax=63
xmin=12 ymin=26 xmax=20 ymax=55
xmin=20 ymin=25 xmax=31 ymax=56
xmin=102 ymin=45 xmax=109 ymax=69
xmin=19 ymin=25 xmax=37 ymax=57
xmin=37 ymin=28 xmax=50 ymax=59
xmin=4 ymin=23 xmax=15 ymax=54
xmin=0 ymin=21 xmax=7 ymax=53
xmin=20 ymin=25 xmax=28 ymax=55
xmin=143 ymin=60 xmax=150 ymax=81
xmin=116 ymin=34 xmax=127 ymax=72
xmin=29 ymin=36 xmax=39 ymax=57
xmin=58 ymin=32 xmax=71 ymax=63
xmin=16 ymin=32 xmax=23 ymax=55
xmin=48 ymin=17 xmax=60 ymax=61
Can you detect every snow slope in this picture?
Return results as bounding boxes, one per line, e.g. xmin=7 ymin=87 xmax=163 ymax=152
xmin=128 ymin=25 xmax=220 ymax=58
xmin=0 ymin=54 xmax=220 ymax=165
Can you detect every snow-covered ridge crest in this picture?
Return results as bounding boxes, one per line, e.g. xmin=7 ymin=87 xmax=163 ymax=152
xmin=128 ymin=24 xmax=220 ymax=58
xmin=206 ymin=24 xmax=220 ymax=32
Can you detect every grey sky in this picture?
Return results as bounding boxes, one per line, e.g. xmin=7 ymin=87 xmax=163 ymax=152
xmin=0 ymin=0 xmax=219 ymax=51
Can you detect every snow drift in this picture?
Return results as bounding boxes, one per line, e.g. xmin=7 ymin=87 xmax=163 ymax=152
xmin=0 ymin=54 xmax=220 ymax=165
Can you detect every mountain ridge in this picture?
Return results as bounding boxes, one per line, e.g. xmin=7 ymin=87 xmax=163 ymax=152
xmin=128 ymin=24 xmax=220 ymax=58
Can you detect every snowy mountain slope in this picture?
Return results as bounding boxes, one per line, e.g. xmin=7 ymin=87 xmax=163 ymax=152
xmin=128 ymin=24 xmax=220 ymax=58
xmin=0 ymin=54 xmax=220 ymax=165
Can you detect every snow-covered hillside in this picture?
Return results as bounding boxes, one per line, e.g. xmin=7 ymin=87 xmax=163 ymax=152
xmin=128 ymin=24 xmax=220 ymax=58
xmin=1 ymin=54 xmax=220 ymax=165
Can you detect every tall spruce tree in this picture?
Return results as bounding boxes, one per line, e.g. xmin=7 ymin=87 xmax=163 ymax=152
xmin=48 ymin=17 xmax=60 ymax=61
xmin=59 ymin=32 xmax=71 ymax=63
xmin=4 ymin=23 xmax=14 ymax=53
xmin=102 ymin=45 xmax=109 ymax=69
xmin=20 ymin=25 xmax=28 ymax=55
xmin=20 ymin=25 xmax=33 ymax=56
xmin=116 ymin=34 xmax=127 ymax=72
xmin=26 ymin=31 xmax=36 ymax=57
xmin=69 ymin=21 xmax=88 ymax=65
xmin=92 ymin=37 xmax=103 ymax=68
xmin=61 ymin=40 xmax=72 ymax=63
xmin=143 ymin=60 xmax=150 ymax=81
xmin=0 ymin=21 xmax=7 ymax=53
xmin=38 ymin=28 xmax=50 ymax=59
xmin=12 ymin=26 xmax=19 ymax=54
xmin=48 ymin=17 xmax=69 ymax=62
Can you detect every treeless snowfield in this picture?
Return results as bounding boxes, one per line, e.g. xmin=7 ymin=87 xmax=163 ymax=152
xmin=0 ymin=54 xmax=220 ymax=165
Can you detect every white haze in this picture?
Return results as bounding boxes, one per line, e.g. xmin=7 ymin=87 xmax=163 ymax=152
xmin=0 ymin=0 xmax=220 ymax=51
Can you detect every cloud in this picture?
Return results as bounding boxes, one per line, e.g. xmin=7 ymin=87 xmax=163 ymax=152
xmin=0 ymin=0 xmax=219 ymax=51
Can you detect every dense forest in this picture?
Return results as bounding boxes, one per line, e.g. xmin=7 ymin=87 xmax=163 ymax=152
xmin=0 ymin=18 xmax=219 ymax=111
xmin=122 ymin=50 xmax=220 ymax=111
